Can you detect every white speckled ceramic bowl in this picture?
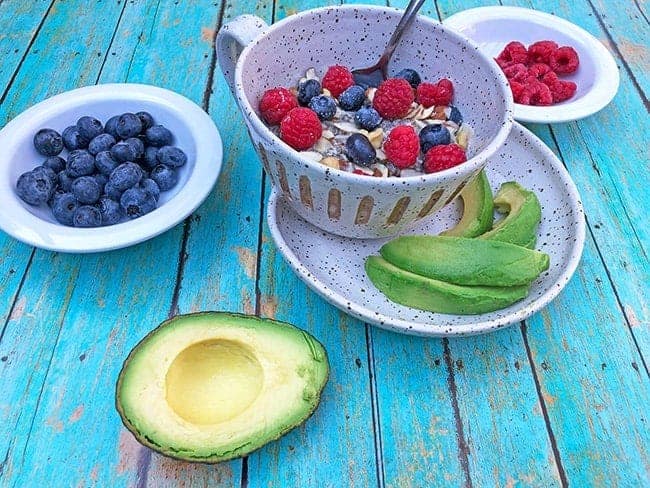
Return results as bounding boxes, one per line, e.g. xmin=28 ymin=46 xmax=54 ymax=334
xmin=267 ymin=123 xmax=586 ymax=337
xmin=217 ymin=6 xmax=513 ymax=238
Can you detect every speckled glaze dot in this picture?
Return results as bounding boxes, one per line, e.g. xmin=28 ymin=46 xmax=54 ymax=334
xmin=266 ymin=124 xmax=585 ymax=337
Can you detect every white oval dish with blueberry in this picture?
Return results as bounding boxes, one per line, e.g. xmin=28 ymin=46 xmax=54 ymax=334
xmin=0 ymin=83 xmax=222 ymax=253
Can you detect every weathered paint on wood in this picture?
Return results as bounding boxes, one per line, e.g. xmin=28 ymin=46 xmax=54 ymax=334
xmin=0 ymin=0 xmax=648 ymax=487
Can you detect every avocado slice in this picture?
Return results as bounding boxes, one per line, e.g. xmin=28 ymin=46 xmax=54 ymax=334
xmin=380 ymin=235 xmax=549 ymax=286
xmin=116 ymin=312 xmax=329 ymax=463
xmin=479 ymin=181 xmax=542 ymax=248
xmin=440 ymin=170 xmax=493 ymax=238
xmin=366 ymin=256 xmax=529 ymax=315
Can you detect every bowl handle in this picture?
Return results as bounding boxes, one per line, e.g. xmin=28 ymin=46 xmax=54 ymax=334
xmin=216 ymin=15 xmax=269 ymax=97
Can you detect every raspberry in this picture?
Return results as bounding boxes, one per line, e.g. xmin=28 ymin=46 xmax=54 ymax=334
xmin=502 ymin=63 xmax=529 ymax=83
xmin=549 ymin=46 xmax=580 ymax=74
xmin=416 ymin=79 xmax=454 ymax=107
xmin=494 ymin=57 xmax=515 ymax=70
xmin=527 ymin=81 xmax=553 ymax=106
xmin=541 ymin=71 xmax=559 ymax=87
xmin=528 ymin=41 xmax=559 ymax=64
xmin=496 ymin=41 xmax=529 ymax=66
xmin=279 ymin=107 xmax=322 ymax=150
xmin=549 ymin=80 xmax=577 ymax=103
xmin=373 ymin=78 xmax=415 ymax=119
xmin=424 ymin=144 xmax=467 ymax=173
xmin=321 ymin=65 xmax=354 ymax=98
xmin=259 ymin=87 xmax=298 ymax=125
xmin=510 ymin=81 xmax=531 ymax=105
xmin=528 ymin=63 xmax=552 ymax=79
xmin=383 ymin=125 xmax=419 ymax=169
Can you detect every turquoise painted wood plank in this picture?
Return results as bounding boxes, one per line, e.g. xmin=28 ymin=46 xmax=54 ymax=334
xmin=0 ymin=0 xmax=53 ymax=96
xmin=505 ymin=0 xmax=650 ymax=366
xmin=245 ymin=0 xmax=377 ymax=486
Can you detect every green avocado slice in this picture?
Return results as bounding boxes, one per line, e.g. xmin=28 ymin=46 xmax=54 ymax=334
xmin=380 ymin=235 xmax=549 ymax=286
xmin=441 ymin=170 xmax=494 ymax=238
xmin=116 ymin=312 xmax=329 ymax=463
xmin=366 ymin=256 xmax=530 ymax=315
xmin=479 ymin=181 xmax=542 ymax=248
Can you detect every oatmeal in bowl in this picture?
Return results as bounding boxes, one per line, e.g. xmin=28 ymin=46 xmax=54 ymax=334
xmin=217 ymin=5 xmax=513 ymax=238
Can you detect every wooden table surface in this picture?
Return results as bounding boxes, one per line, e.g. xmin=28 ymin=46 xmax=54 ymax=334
xmin=1 ymin=0 xmax=648 ymax=487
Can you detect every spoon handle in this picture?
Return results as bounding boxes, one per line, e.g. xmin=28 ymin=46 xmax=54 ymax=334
xmin=378 ymin=0 xmax=427 ymax=71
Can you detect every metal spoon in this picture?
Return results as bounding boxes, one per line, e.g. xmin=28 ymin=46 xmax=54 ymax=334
xmin=352 ymin=0 xmax=427 ymax=88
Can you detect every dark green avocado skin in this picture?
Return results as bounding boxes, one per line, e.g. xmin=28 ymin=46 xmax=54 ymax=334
xmin=115 ymin=311 xmax=330 ymax=464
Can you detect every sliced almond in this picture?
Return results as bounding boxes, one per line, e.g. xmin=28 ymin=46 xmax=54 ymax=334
xmin=322 ymin=88 xmax=332 ymax=97
xmin=367 ymin=128 xmax=384 ymax=148
xmin=301 ymin=151 xmax=323 ymax=162
xmin=332 ymin=121 xmax=359 ymax=133
xmin=414 ymin=120 xmax=428 ymax=130
xmin=321 ymin=129 xmax=335 ymax=140
xmin=376 ymin=148 xmax=386 ymax=160
xmin=366 ymin=87 xmax=376 ymax=102
xmin=305 ymin=67 xmax=317 ymax=80
xmin=371 ymin=163 xmax=389 ymax=177
xmin=418 ymin=106 xmax=435 ymax=119
xmin=314 ymin=137 xmax=333 ymax=153
xmin=321 ymin=156 xmax=341 ymax=169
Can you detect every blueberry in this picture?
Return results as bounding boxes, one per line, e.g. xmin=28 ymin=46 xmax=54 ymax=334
xmin=124 ymin=137 xmax=145 ymax=159
xmin=87 ymin=133 xmax=116 ymax=155
xmin=43 ymin=156 xmax=66 ymax=174
xmin=396 ymin=68 xmax=421 ymax=88
xmin=33 ymin=129 xmax=63 ymax=156
xmin=16 ymin=170 xmax=54 ymax=205
xmin=354 ymin=107 xmax=382 ymax=130
xmin=52 ymin=193 xmax=79 ymax=226
xmin=73 ymin=205 xmax=102 ymax=227
xmin=76 ymin=116 xmax=103 ymax=141
xmin=150 ymin=164 xmax=178 ymax=191
xmin=104 ymin=115 xmax=121 ymax=139
xmin=58 ymin=171 xmax=74 ymax=192
xmin=156 ymin=146 xmax=187 ymax=168
xmin=142 ymin=146 xmax=159 ymax=169
xmin=62 ymin=125 xmax=89 ymax=151
xmin=145 ymin=124 xmax=173 ymax=147
xmin=419 ymin=124 xmax=451 ymax=153
xmin=110 ymin=142 xmax=137 ymax=163
xmin=95 ymin=151 xmax=119 ymax=175
xmin=66 ymin=150 xmax=96 ymax=177
xmin=115 ymin=113 xmax=142 ymax=139
xmin=345 ymin=134 xmax=376 ymax=167
xmin=136 ymin=111 xmax=154 ymax=131
xmin=32 ymin=165 xmax=57 ymax=186
xmin=140 ymin=178 xmax=160 ymax=201
xmin=71 ymin=176 xmax=101 ymax=204
xmin=104 ymin=182 xmax=123 ymax=201
xmin=96 ymin=196 xmax=123 ymax=225
xmin=120 ymin=187 xmax=156 ymax=219
xmin=448 ymin=106 xmax=463 ymax=125
xmin=308 ymin=95 xmax=337 ymax=120
xmin=109 ymin=162 xmax=143 ymax=191
xmin=94 ymin=173 xmax=108 ymax=192
xmin=338 ymin=85 xmax=365 ymax=111
xmin=297 ymin=79 xmax=321 ymax=105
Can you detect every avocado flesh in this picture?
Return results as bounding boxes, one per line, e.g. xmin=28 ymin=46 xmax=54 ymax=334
xmin=366 ymin=256 xmax=530 ymax=315
xmin=116 ymin=312 xmax=329 ymax=463
xmin=479 ymin=181 xmax=542 ymax=248
xmin=380 ymin=235 xmax=549 ymax=287
xmin=441 ymin=170 xmax=494 ymax=238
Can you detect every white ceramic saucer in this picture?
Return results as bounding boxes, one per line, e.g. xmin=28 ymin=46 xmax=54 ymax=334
xmin=0 ymin=84 xmax=222 ymax=253
xmin=267 ymin=123 xmax=585 ymax=337
xmin=444 ymin=6 xmax=619 ymax=123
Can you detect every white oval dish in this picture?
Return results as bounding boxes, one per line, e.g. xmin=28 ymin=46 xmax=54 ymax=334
xmin=0 ymin=83 xmax=222 ymax=253
xmin=267 ymin=123 xmax=586 ymax=337
xmin=444 ymin=6 xmax=619 ymax=123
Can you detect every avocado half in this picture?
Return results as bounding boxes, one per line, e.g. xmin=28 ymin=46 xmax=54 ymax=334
xmin=116 ymin=312 xmax=329 ymax=463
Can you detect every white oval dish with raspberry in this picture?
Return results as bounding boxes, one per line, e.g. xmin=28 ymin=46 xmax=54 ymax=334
xmin=0 ymin=84 xmax=222 ymax=253
xmin=267 ymin=123 xmax=585 ymax=337
xmin=444 ymin=6 xmax=619 ymax=123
